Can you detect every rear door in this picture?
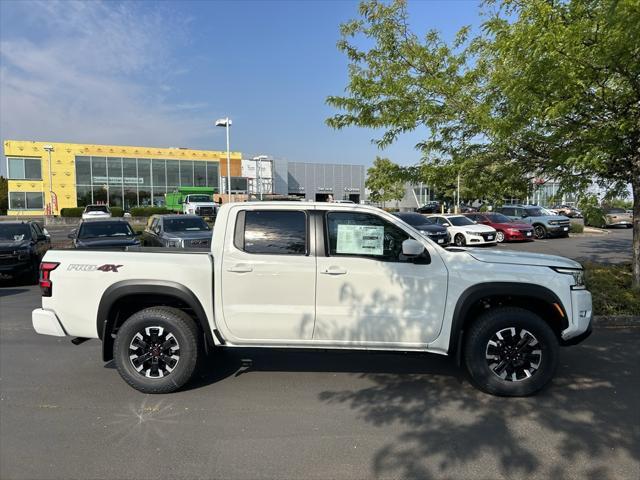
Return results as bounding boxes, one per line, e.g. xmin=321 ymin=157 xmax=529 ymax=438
xmin=220 ymin=208 xmax=316 ymax=341
xmin=314 ymin=210 xmax=448 ymax=347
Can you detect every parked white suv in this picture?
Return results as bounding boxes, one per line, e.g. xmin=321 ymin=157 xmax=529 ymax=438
xmin=82 ymin=205 xmax=111 ymax=220
xmin=429 ymin=214 xmax=497 ymax=247
xmin=32 ymin=202 xmax=592 ymax=397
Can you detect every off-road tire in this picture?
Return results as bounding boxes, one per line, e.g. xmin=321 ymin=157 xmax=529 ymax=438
xmin=114 ymin=307 xmax=200 ymax=394
xmin=464 ymin=307 xmax=559 ymax=397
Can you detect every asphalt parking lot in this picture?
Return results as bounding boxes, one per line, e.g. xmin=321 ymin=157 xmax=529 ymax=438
xmin=1 ymin=285 xmax=639 ymax=480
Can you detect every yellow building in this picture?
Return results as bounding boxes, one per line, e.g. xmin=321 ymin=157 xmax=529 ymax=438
xmin=3 ymin=140 xmax=242 ymax=215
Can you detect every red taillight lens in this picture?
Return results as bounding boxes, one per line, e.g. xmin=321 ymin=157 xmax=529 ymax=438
xmin=40 ymin=262 xmax=60 ymax=297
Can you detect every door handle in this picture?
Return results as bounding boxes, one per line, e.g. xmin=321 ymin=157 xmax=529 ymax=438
xmin=321 ymin=266 xmax=347 ymax=275
xmin=228 ymin=264 xmax=253 ymax=273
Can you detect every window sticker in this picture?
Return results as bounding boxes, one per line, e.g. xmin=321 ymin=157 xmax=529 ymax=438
xmin=336 ymin=224 xmax=384 ymax=255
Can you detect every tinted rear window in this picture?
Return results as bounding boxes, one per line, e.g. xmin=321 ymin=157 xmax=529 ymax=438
xmin=395 ymin=213 xmax=434 ymax=226
xmin=78 ymin=222 xmax=133 ymax=238
xmin=239 ymin=210 xmax=307 ymax=255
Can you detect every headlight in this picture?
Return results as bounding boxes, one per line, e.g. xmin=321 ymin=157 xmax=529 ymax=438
xmin=553 ymin=267 xmax=585 ymax=289
xmin=548 ymin=220 xmax=559 ymax=225
xmin=465 ymin=231 xmax=480 ymax=235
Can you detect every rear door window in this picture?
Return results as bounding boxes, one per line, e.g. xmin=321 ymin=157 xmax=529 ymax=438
xmin=236 ymin=210 xmax=307 ymax=255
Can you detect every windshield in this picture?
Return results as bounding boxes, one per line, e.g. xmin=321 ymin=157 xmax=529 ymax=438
xmin=78 ymin=222 xmax=134 ymax=239
xmin=0 ymin=224 xmax=30 ymax=241
xmin=486 ymin=213 xmax=512 ymax=223
xmin=164 ymin=218 xmax=210 ymax=232
xmin=84 ymin=205 xmax=110 ymax=213
xmin=396 ymin=213 xmax=434 ymax=227
xmin=449 ymin=216 xmax=475 ymax=226
xmin=525 ymin=207 xmax=545 ymax=217
xmin=187 ymin=195 xmax=211 ymax=203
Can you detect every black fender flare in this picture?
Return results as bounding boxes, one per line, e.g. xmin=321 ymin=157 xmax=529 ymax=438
xmin=448 ymin=282 xmax=567 ymax=359
xmin=97 ymin=280 xmax=215 ymax=361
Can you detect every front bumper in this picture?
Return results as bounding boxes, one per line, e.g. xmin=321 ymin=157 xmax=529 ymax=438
xmin=560 ymin=289 xmax=592 ymax=344
xmin=32 ymin=308 xmax=67 ymax=337
xmin=504 ymin=230 xmax=534 ymax=241
xmin=547 ymin=224 xmax=571 ymax=235
xmin=0 ymin=257 xmax=32 ymax=275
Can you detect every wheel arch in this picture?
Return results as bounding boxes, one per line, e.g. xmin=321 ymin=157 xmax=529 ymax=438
xmin=448 ymin=282 xmax=568 ymax=360
xmin=97 ymin=280 xmax=215 ymax=362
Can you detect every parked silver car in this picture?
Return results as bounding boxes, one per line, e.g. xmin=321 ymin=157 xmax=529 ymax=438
xmin=142 ymin=215 xmax=212 ymax=249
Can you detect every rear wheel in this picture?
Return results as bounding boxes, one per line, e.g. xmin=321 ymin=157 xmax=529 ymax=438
xmin=114 ymin=307 xmax=200 ymax=393
xmin=533 ymin=224 xmax=547 ymax=239
xmin=495 ymin=231 xmax=505 ymax=243
xmin=464 ymin=307 xmax=558 ymax=396
xmin=454 ymin=233 xmax=466 ymax=247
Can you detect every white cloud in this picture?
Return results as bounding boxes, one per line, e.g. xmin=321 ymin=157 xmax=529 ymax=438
xmin=0 ymin=0 xmax=214 ymax=175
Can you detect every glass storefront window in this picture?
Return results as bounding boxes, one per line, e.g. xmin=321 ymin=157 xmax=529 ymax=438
xmin=152 ymin=159 xmax=166 ymax=187
xmin=91 ymin=157 xmax=107 ymax=184
xmin=138 ymin=188 xmax=151 ymax=207
xmin=122 ymin=158 xmax=138 ymax=185
xmin=123 ymin=187 xmax=138 ymax=210
xmin=93 ymin=185 xmax=107 ymax=204
xmin=9 ymin=192 xmax=44 ymax=210
xmin=153 ymin=186 xmax=167 ymax=207
xmin=230 ymin=177 xmax=248 ymax=192
xmin=180 ymin=160 xmax=193 ymax=186
xmin=76 ymin=156 xmax=91 ymax=184
xmin=166 ymin=160 xmax=179 ymax=186
xmin=194 ymin=161 xmax=207 ymax=187
xmin=7 ymin=157 xmax=41 ymax=180
xmin=107 ymin=157 xmax=122 ymax=185
xmin=138 ymin=159 xmax=151 ymax=187
xmin=109 ymin=186 xmax=123 ymax=207
xmin=206 ymin=163 xmax=219 ymax=191
xmin=9 ymin=192 xmax=26 ymax=209
xmin=76 ymin=185 xmax=92 ymax=207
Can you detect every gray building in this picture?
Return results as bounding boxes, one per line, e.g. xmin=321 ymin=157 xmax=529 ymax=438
xmin=286 ymin=162 xmax=366 ymax=203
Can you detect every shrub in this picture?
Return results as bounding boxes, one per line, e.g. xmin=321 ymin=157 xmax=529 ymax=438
xmin=60 ymin=207 xmax=84 ymax=217
xmin=110 ymin=207 xmax=124 ymax=217
xmin=129 ymin=206 xmax=171 ymax=217
xmin=578 ymin=196 xmax=606 ymax=228
xmin=569 ymin=222 xmax=584 ymax=233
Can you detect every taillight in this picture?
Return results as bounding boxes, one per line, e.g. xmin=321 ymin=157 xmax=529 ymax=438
xmin=40 ymin=262 xmax=60 ymax=297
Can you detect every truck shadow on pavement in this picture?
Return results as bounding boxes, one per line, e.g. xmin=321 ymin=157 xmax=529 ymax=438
xmin=315 ymin=329 xmax=640 ymax=479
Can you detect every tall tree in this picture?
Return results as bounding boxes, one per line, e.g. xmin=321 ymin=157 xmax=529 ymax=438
xmin=0 ymin=176 xmax=7 ymax=215
xmin=366 ymin=157 xmax=406 ymax=206
xmin=327 ymin=0 xmax=639 ymax=286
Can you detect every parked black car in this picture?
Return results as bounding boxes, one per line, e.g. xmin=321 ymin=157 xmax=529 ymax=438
xmin=416 ymin=202 xmax=441 ymax=214
xmin=392 ymin=212 xmax=450 ymax=246
xmin=0 ymin=221 xmax=51 ymax=282
xmin=142 ymin=214 xmax=212 ymax=249
xmin=69 ymin=219 xmax=141 ymax=250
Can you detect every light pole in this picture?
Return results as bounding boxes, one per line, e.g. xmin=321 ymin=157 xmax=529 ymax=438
xmin=253 ymin=155 xmax=268 ymax=200
xmin=215 ymin=118 xmax=232 ymax=203
xmin=43 ymin=144 xmax=54 ymax=215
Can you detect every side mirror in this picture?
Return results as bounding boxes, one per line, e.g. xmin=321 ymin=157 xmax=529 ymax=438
xmin=402 ymin=239 xmax=425 ymax=257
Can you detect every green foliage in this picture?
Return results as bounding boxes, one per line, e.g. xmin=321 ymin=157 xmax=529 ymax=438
xmin=328 ymin=0 xmax=639 ymax=284
xmin=110 ymin=207 xmax=124 ymax=217
xmin=0 ymin=176 xmax=7 ymax=215
xmin=584 ymin=263 xmax=640 ymax=315
xmin=130 ymin=207 xmax=171 ymax=217
xmin=569 ymin=222 xmax=584 ymax=234
xmin=365 ymin=157 xmax=406 ymax=205
xmin=578 ymin=196 xmax=606 ymax=228
xmin=60 ymin=207 xmax=84 ymax=217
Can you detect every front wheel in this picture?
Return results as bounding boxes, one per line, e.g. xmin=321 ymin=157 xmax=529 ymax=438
xmin=495 ymin=231 xmax=505 ymax=243
xmin=464 ymin=307 xmax=559 ymax=396
xmin=114 ymin=307 xmax=200 ymax=393
xmin=454 ymin=233 xmax=466 ymax=247
xmin=533 ymin=224 xmax=547 ymax=239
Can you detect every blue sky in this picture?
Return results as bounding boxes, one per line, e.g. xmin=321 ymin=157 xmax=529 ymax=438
xmin=0 ymin=0 xmax=482 ymax=176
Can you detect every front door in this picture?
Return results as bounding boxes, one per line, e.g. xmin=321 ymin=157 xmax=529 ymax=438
xmin=220 ymin=209 xmax=316 ymax=341
xmin=314 ymin=211 xmax=448 ymax=347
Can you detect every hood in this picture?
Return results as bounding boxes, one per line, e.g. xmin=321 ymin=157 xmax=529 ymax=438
xmin=163 ymin=230 xmax=211 ymax=240
xmin=531 ymin=214 xmax=570 ymax=222
xmin=492 ymin=222 xmax=532 ymax=230
xmin=186 ymin=202 xmax=217 ymax=207
xmin=414 ymin=224 xmax=447 ymax=234
xmin=0 ymin=240 xmax=30 ymax=251
xmin=466 ymin=249 xmax=581 ymax=269
xmin=76 ymin=237 xmax=140 ymax=249
xmin=460 ymin=224 xmax=495 ymax=233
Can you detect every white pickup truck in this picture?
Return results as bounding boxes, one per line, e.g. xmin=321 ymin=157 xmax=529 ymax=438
xmin=32 ymin=202 xmax=592 ymax=396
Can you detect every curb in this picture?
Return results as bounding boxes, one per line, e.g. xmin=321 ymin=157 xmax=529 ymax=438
xmin=583 ymin=227 xmax=610 ymax=234
xmin=592 ymin=315 xmax=639 ymax=327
